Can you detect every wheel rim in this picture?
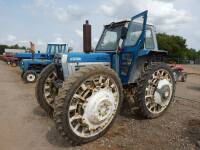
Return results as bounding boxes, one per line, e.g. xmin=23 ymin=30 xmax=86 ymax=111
xmin=145 ymin=69 xmax=173 ymax=114
xmin=68 ymin=75 xmax=119 ymax=138
xmin=43 ymin=71 xmax=57 ymax=107
xmin=27 ymin=74 xmax=36 ymax=82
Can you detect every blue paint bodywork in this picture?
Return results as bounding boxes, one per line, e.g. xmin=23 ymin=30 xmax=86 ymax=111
xmin=15 ymin=44 xmax=67 ymax=60
xmin=20 ymin=59 xmax=52 ymax=73
xmin=15 ymin=53 xmax=47 ymax=59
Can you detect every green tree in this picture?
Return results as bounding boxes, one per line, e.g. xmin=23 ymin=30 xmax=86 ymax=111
xmin=0 ymin=44 xmax=26 ymax=55
xmin=157 ymin=33 xmax=188 ymax=58
xmin=156 ymin=33 xmax=199 ymax=59
xmin=0 ymin=45 xmax=8 ymax=55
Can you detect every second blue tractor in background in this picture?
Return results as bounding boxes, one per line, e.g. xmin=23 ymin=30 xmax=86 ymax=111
xmin=20 ymin=43 xmax=68 ymax=83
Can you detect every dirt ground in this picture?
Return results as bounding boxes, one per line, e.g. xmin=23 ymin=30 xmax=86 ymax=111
xmin=0 ymin=61 xmax=199 ymax=150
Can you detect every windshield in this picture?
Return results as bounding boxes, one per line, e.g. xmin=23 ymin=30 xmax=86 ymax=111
xmin=48 ymin=44 xmax=66 ymax=54
xmin=96 ymin=26 xmax=122 ymax=51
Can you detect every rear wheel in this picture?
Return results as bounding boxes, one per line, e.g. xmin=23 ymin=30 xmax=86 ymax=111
xmin=35 ymin=64 xmax=58 ymax=117
xmin=135 ymin=63 xmax=175 ymax=118
xmin=54 ymin=65 xmax=123 ymax=145
xmin=23 ymin=70 xmax=37 ymax=83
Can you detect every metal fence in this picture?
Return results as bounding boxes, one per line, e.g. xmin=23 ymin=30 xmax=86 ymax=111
xmin=166 ymin=57 xmax=200 ymax=64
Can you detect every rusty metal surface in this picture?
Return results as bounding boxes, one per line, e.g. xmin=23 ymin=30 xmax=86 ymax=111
xmin=83 ymin=20 xmax=92 ymax=53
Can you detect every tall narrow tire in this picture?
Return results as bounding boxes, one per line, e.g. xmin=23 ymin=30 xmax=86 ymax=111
xmin=35 ymin=64 xmax=58 ymax=117
xmin=54 ymin=65 xmax=123 ymax=145
xmin=135 ymin=63 xmax=175 ymax=119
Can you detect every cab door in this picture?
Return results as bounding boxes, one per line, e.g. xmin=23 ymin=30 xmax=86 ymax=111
xmin=120 ymin=10 xmax=148 ymax=84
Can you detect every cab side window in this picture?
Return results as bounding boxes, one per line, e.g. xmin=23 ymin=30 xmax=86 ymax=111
xmin=145 ymin=28 xmax=155 ymax=49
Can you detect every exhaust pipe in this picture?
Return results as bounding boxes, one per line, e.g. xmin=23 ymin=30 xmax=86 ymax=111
xmin=83 ymin=20 xmax=92 ymax=53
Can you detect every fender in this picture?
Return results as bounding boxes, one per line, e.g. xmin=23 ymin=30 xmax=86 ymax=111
xmin=138 ymin=49 xmax=168 ymax=57
xmin=128 ymin=49 xmax=168 ymax=84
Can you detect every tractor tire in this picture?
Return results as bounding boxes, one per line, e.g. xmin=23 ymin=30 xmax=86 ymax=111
xmin=35 ymin=64 xmax=58 ymax=117
xmin=54 ymin=65 xmax=123 ymax=145
xmin=23 ymin=70 xmax=37 ymax=83
xmin=135 ymin=63 xmax=175 ymax=119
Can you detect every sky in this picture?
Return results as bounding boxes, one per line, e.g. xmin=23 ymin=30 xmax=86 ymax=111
xmin=0 ymin=0 xmax=199 ymax=52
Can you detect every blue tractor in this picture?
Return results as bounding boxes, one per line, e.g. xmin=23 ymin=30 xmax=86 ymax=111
xmin=20 ymin=43 xmax=68 ymax=83
xmin=35 ymin=11 xmax=175 ymax=144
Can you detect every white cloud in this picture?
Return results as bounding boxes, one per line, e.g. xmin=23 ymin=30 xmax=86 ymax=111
xmin=7 ymin=35 xmax=16 ymax=42
xmin=34 ymin=0 xmax=55 ymax=8
xmin=134 ymin=0 xmax=192 ymax=32
xmin=17 ymin=0 xmax=200 ymax=50
xmin=75 ymin=29 xmax=83 ymax=38
xmin=54 ymin=5 xmax=88 ymax=23
xmin=54 ymin=37 xmax=64 ymax=43
xmin=98 ymin=0 xmax=192 ymax=32
xmin=18 ymin=40 xmax=29 ymax=47
xmin=28 ymin=0 xmax=87 ymax=23
xmin=99 ymin=0 xmax=124 ymax=16
xmin=154 ymin=0 xmax=177 ymax=2
xmin=100 ymin=4 xmax=115 ymax=16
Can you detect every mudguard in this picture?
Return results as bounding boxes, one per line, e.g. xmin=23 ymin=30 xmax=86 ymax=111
xmin=138 ymin=49 xmax=167 ymax=57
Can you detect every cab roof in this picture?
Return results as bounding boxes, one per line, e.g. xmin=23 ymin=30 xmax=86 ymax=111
xmin=105 ymin=19 xmax=154 ymax=28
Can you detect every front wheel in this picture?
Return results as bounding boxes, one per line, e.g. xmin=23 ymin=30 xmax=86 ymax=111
xmin=135 ymin=63 xmax=175 ymax=119
xmin=23 ymin=70 xmax=37 ymax=83
xmin=54 ymin=65 xmax=123 ymax=145
xmin=35 ymin=64 xmax=58 ymax=117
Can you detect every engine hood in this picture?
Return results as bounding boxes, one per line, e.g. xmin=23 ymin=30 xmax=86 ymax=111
xmin=66 ymin=52 xmax=111 ymax=63
xmin=15 ymin=53 xmax=46 ymax=59
xmin=22 ymin=59 xmax=51 ymax=63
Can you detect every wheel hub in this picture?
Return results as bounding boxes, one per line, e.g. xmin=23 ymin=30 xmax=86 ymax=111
xmin=83 ymin=89 xmax=115 ymax=130
xmin=27 ymin=74 xmax=35 ymax=82
xmin=154 ymin=79 xmax=172 ymax=106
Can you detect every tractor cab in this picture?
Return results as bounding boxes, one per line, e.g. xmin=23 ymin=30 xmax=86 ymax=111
xmin=95 ymin=12 xmax=158 ymax=53
xmin=46 ymin=44 xmax=68 ymax=59
xmin=95 ymin=10 xmax=163 ymax=83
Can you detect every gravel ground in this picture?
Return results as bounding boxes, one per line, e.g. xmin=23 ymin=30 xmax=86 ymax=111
xmin=0 ymin=61 xmax=199 ymax=150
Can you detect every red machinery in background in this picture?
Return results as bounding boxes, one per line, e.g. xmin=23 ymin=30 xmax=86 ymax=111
xmin=2 ymin=53 xmax=19 ymax=66
xmin=170 ymin=64 xmax=187 ymax=82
